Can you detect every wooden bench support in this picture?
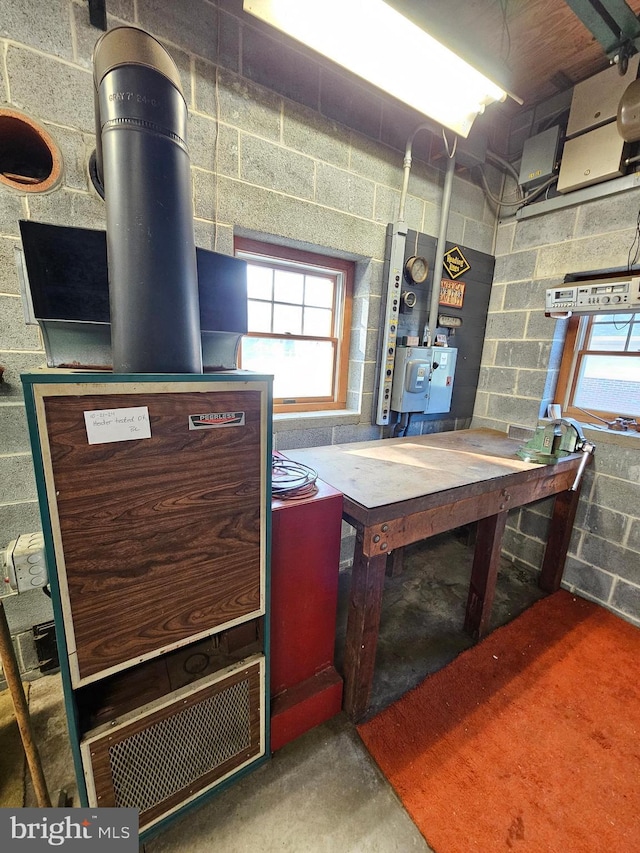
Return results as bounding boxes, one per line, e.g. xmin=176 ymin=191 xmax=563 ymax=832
xmin=539 ymin=488 xmax=581 ymax=592
xmin=463 ymin=511 xmax=509 ymax=640
xmin=343 ymin=533 xmax=387 ymax=722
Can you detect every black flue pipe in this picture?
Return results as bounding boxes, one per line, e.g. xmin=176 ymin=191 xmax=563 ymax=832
xmin=93 ymin=26 xmax=202 ymax=373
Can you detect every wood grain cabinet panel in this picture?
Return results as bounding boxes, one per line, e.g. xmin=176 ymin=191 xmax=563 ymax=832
xmin=31 ymin=381 xmax=268 ymax=685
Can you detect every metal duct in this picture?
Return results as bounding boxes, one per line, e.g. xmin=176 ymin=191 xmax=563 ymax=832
xmin=618 ymin=78 xmax=640 ymax=141
xmin=93 ymin=26 xmax=202 ymax=373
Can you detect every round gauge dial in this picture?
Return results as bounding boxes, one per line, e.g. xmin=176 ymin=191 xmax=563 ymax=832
xmin=402 ymin=290 xmax=417 ymax=309
xmin=404 ymin=255 xmax=429 ymax=283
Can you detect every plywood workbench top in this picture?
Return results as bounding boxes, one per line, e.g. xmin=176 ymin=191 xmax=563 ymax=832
xmin=284 ymin=428 xmax=545 ymax=509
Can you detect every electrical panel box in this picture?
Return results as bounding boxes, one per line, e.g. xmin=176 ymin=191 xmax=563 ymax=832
xmin=565 ymin=55 xmax=640 ymax=138
xmin=426 ymin=347 xmax=458 ymax=414
xmin=391 ymin=346 xmax=457 ymax=414
xmin=391 ymin=347 xmax=430 ymax=413
xmin=557 ymin=122 xmax=626 ymax=193
xmin=518 ymin=126 xmax=561 ymax=190
xmin=2 ymin=532 xmax=48 ymax=594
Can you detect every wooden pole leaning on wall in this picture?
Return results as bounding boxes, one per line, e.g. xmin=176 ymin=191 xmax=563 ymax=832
xmin=0 ymin=599 xmax=52 ymax=808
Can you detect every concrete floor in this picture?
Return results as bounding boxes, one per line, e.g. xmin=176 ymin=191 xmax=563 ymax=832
xmin=24 ymin=531 xmax=544 ymax=852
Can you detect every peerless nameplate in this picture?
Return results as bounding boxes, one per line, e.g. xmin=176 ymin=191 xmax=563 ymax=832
xmin=188 ymin=411 xmax=246 ymax=429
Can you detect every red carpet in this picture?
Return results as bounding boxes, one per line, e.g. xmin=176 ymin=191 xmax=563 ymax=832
xmin=358 ymin=591 xmax=640 ymax=853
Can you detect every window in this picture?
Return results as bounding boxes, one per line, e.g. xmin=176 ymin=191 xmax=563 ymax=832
xmin=234 ymin=238 xmax=354 ymax=413
xmin=556 ymin=311 xmax=640 ymax=422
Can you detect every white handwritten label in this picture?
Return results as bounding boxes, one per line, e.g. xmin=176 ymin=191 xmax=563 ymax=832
xmin=84 ymin=406 xmax=151 ymax=445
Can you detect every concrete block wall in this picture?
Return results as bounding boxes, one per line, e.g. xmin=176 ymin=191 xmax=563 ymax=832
xmin=0 ymin=0 xmax=499 ymax=673
xmin=473 ymin=189 xmax=640 ymax=627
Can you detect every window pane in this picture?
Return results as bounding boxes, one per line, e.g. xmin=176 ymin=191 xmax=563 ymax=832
xmin=588 ymin=319 xmax=630 ymax=351
xmin=593 ymin=313 xmax=633 ymax=323
xmin=630 ymin=325 xmax=640 ymax=351
xmin=241 ymin=337 xmax=334 ymax=398
xmin=246 ymin=264 xmax=273 ymax=299
xmin=274 ymin=269 xmax=304 ymax=304
xmin=305 ymin=276 xmax=334 ymax=308
xmin=247 ymin=300 xmax=272 ymax=333
xmin=273 ymin=303 xmax=302 ymax=334
xmin=304 ymin=306 xmax=333 ymax=336
xmin=235 ymin=237 xmax=353 ymax=411
xmin=574 ymin=354 xmax=640 ymax=414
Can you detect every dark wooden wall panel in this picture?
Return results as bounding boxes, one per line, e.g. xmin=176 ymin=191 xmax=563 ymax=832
xmin=397 ymin=231 xmax=494 ymax=426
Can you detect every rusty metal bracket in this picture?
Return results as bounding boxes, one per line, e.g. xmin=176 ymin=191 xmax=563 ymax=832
xmin=365 ymin=522 xmax=393 ymax=556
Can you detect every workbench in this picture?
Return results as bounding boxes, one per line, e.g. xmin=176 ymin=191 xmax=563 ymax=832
xmin=286 ymin=428 xmax=587 ymax=721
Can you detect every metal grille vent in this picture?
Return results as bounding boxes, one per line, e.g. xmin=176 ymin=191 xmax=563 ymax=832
xmin=108 ymin=677 xmax=251 ymax=813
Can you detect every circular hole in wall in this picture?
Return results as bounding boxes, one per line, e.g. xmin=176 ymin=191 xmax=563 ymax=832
xmin=0 ymin=109 xmax=62 ymax=192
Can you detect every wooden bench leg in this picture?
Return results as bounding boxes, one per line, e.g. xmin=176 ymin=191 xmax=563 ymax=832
xmin=342 ymin=532 xmax=387 ymax=722
xmin=386 ymin=546 xmax=404 ymax=577
xmin=539 ymin=488 xmax=581 ymax=592
xmin=464 ymin=511 xmax=508 ymax=641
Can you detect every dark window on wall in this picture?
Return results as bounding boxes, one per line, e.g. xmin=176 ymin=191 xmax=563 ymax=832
xmin=556 ymin=311 xmax=640 ymax=421
xmin=234 ymin=238 xmax=354 ymax=413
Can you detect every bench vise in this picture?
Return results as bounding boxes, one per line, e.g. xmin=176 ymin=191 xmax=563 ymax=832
xmin=517 ymin=418 xmax=595 ymax=491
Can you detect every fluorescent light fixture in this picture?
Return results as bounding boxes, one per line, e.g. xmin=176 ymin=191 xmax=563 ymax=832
xmin=243 ymin=0 xmax=511 ymax=137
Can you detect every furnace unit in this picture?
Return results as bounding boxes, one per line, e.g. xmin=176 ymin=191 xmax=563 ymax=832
xmin=22 ymin=371 xmax=272 ymax=838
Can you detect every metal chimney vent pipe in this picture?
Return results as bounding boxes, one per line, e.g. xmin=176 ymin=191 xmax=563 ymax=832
xmin=93 ymin=26 xmax=203 ymax=374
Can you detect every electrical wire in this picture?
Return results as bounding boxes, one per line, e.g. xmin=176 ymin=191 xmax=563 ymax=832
xmin=612 ymin=315 xmax=633 ymax=332
xmin=479 ymin=165 xmax=558 ymax=216
xmin=627 ymin=207 xmax=640 ymax=271
xmin=486 ymin=150 xmax=522 ymax=196
xmin=574 ymin=405 xmax=610 ymax=425
xmin=392 ymin=411 xmax=410 ymax=437
xmin=442 ymin=129 xmax=457 ymax=159
xmin=519 ymin=175 xmax=560 ymax=206
xmin=272 ymin=455 xmax=319 ymax=500
xmin=478 ymin=167 xmax=522 ymax=209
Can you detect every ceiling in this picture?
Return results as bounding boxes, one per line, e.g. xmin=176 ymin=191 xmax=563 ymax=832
xmin=389 ymin=0 xmax=640 ymax=110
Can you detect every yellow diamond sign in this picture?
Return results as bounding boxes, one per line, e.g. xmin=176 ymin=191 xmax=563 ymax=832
xmin=443 ymin=246 xmax=470 ymax=279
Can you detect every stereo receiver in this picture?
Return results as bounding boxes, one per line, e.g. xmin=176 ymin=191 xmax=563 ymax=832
xmin=545 ymin=276 xmax=640 ymax=315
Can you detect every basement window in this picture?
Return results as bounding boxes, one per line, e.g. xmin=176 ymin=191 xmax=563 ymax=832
xmin=234 ymin=238 xmax=354 ymax=414
xmin=555 ymin=311 xmax=640 ymax=423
